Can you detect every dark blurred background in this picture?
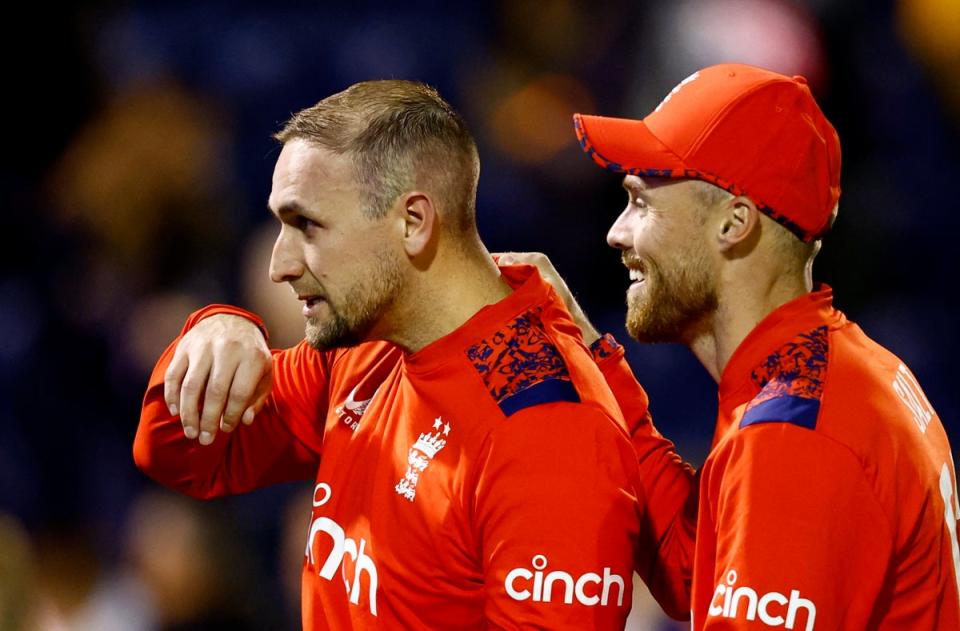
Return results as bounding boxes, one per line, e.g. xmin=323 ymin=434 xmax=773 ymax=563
xmin=1 ymin=0 xmax=958 ymax=629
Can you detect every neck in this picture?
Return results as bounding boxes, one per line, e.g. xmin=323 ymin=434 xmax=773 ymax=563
xmin=688 ymin=269 xmax=811 ymax=383
xmin=382 ymin=237 xmax=512 ymax=353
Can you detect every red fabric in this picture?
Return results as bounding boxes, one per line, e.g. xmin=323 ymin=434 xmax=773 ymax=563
xmin=135 ymin=265 xmax=695 ymax=629
xmin=595 ymin=346 xmax=697 ymax=620
xmin=574 ymin=63 xmax=841 ymax=241
xmin=689 ymin=286 xmax=960 ymax=630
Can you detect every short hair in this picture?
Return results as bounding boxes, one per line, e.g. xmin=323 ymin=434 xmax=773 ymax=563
xmin=691 ymin=179 xmax=734 ymax=222
xmin=767 ymin=214 xmax=819 ymax=266
xmin=274 ymin=80 xmax=480 ymax=233
xmin=691 ymin=179 xmax=817 ymax=266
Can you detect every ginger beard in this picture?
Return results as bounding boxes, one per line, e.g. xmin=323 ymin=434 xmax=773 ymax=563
xmin=624 ymin=244 xmax=717 ymax=344
xmin=304 ymin=248 xmax=405 ymax=351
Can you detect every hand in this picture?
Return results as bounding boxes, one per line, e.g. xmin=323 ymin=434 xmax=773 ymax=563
xmin=496 ymin=252 xmax=601 ymax=346
xmin=163 ymin=314 xmax=273 ymax=445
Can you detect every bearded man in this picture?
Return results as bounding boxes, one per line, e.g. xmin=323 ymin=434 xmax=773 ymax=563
xmin=134 ymin=80 xmax=695 ymax=629
xmin=506 ymin=63 xmax=959 ymax=630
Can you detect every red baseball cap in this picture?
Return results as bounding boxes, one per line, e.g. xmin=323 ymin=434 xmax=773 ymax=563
xmin=574 ymin=63 xmax=841 ymax=241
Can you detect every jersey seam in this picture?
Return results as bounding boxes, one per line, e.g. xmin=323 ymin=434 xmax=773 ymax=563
xmin=820 ymin=327 xmax=897 ymax=543
xmin=736 ymin=401 xmax=896 ymax=547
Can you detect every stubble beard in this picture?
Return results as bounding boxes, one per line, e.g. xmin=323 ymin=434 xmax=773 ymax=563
xmin=625 ymin=249 xmax=717 ymax=344
xmin=305 ymin=250 xmax=405 ymax=351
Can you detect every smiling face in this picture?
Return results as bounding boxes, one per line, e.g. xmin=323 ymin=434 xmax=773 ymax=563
xmin=268 ymin=139 xmax=405 ymax=350
xmin=606 ymin=175 xmax=719 ymax=343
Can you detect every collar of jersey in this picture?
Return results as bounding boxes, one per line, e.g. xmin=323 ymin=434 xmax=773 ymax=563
xmin=402 ymin=263 xmax=553 ymax=373
xmin=717 ymin=284 xmax=845 ymax=421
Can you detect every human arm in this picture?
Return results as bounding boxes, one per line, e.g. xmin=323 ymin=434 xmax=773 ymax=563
xmin=133 ymin=305 xmax=325 ymax=499
xmin=589 ymin=335 xmax=697 ymax=619
xmin=496 ymin=251 xmax=697 ymax=617
xmin=497 ymin=252 xmax=601 ymax=346
xmin=473 ymin=403 xmax=641 ymax=629
xmin=701 ymin=424 xmax=892 ymax=629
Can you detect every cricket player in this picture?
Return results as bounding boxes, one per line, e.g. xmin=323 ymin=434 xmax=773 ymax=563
xmin=134 ymin=80 xmax=695 ymax=629
xmin=506 ymin=62 xmax=960 ymax=629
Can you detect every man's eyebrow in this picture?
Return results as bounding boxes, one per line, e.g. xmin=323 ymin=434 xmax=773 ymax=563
xmin=622 ymin=177 xmax=650 ymax=195
xmin=267 ymin=200 xmax=306 ymax=218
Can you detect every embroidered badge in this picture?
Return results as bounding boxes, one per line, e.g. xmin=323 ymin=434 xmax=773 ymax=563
xmin=395 ymin=417 xmax=450 ymax=501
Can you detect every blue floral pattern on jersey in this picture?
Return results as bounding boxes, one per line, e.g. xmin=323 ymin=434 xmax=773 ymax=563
xmin=589 ymin=333 xmax=622 ymax=362
xmin=466 ymin=308 xmax=574 ymax=408
xmin=740 ymin=325 xmax=828 ymax=429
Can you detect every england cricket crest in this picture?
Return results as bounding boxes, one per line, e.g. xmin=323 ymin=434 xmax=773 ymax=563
xmin=395 ymin=416 xmax=451 ymax=501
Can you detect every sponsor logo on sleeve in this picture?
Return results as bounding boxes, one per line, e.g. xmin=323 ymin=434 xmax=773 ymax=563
xmin=709 ymin=570 xmax=816 ymax=631
xmin=504 ymin=554 xmax=626 ymax=607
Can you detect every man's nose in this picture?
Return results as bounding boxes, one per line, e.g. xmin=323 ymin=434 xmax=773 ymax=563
xmin=269 ymin=229 xmax=305 ymax=283
xmin=606 ymin=207 xmax=633 ymax=251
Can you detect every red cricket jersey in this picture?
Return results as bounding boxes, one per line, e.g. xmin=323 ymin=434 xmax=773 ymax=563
xmin=135 ymin=264 xmax=693 ymax=629
xmin=681 ymin=286 xmax=960 ymax=630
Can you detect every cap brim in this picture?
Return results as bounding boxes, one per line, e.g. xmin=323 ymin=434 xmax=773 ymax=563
xmin=573 ymin=113 xmax=684 ymax=176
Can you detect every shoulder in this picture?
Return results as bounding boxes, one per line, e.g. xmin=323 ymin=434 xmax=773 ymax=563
xmin=465 ymin=307 xmax=582 ymax=418
xmin=739 ymin=325 xmax=828 ymax=431
xmin=474 ymin=399 xmax=639 ymax=500
xmin=740 ymin=318 xmax=935 ymax=442
xmin=710 ymin=420 xmax=883 ymax=522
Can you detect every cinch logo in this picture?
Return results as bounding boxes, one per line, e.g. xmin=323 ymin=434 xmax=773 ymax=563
xmin=709 ymin=570 xmax=816 ymax=631
xmin=305 ymin=483 xmax=379 ymax=616
xmin=504 ymin=555 xmax=626 ymax=607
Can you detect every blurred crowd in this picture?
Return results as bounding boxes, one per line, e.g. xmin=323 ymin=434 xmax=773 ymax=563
xmin=2 ymin=1 xmax=958 ymax=629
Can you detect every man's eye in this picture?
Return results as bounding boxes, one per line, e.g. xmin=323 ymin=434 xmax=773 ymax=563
xmin=297 ymin=216 xmax=320 ymax=231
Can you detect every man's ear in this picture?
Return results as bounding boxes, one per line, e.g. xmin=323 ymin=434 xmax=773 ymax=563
xmin=400 ymin=192 xmax=437 ymax=258
xmin=716 ymin=195 xmax=760 ymax=252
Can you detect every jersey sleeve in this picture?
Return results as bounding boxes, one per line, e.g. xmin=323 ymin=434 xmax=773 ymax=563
xmin=471 ymin=402 xmax=640 ymax=630
xmin=133 ymin=304 xmax=326 ymax=499
xmin=703 ymin=423 xmax=893 ymax=630
xmin=591 ymin=334 xmax=697 ymax=619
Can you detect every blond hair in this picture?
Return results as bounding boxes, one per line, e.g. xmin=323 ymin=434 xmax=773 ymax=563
xmin=275 ymin=80 xmax=480 ymax=232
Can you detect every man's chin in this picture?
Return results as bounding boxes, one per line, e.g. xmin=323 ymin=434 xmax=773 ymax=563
xmin=626 ymin=321 xmax=658 ymax=344
xmin=626 ymin=306 xmax=679 ymax=344
xmin=627 ymin=322 xmax=679 ymax=344
xmin=626 ymin=309 xmax=652 ymax=342
xmin=305 ymin=322 xmax=361 ymax=351
xmin=625 ymin=300 xmax=655 ymax=341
